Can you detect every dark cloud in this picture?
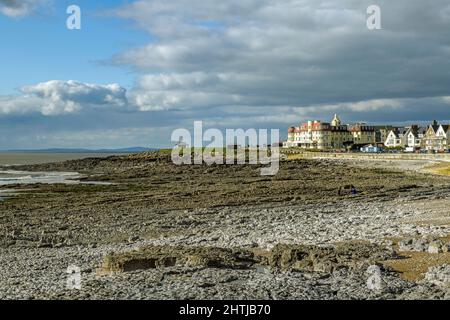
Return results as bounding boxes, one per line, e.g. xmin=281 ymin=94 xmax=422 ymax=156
xmin=0 ymin=0 xmax=47 ymax=17
xmin=113 ymin=0 xmax=450 ymax=111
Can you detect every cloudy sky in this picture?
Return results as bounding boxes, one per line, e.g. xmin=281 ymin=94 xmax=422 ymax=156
xmin=1 ymin=0 xmax=450 ymax=149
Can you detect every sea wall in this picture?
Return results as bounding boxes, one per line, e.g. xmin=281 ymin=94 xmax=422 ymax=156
xmin=283 ymin=151 xmax=450 ymax=162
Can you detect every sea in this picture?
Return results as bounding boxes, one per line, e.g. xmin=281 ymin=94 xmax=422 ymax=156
xmin=0 ymin=152 xmax=120 ymax=166
xmin=0 ymin=153 xmax=120 ymax=188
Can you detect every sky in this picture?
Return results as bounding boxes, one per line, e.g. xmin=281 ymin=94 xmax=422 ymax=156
xmin=0 ymin=0 xmax=450 ymax=149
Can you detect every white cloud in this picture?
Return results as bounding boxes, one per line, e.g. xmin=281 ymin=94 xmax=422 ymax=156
xmin=0 ymin=95 xmax=44 ymax=115
xmin=0 ymin=80 xmax=128 ymax=116
xmin=129 ymin=72 xmax=248 ymax=111
xmin=317 ymin=99 xmax=404 ymax=113
xmin=441 ymin=96 xmax=450 ymax=103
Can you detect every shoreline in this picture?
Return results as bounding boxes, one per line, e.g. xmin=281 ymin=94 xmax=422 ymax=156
xmin=0 ymin=152 xmax=449 ymax=299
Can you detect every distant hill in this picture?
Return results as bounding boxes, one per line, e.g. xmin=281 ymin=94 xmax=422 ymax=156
xmin=0 ymin=147 xmax=157 ymax=154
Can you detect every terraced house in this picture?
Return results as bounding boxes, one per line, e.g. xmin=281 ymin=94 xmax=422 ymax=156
xmin=384 ymin=125 xmax=427 ymax=149
xmin=285 ymin=116 xmax=449 ymax=152
xmin=384 ymin=128 xmax=407 ymax=148
xmin=384 ymin=121 xmax=449 ymax=152
xmin=423 ymin=121 xmax=450 ymax=152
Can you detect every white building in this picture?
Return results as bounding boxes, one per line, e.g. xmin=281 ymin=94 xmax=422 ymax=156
xmin=286 ymin=117 xmax=449 ymax=152
xmin=384 ymin=126 xmax=425 ymax=149
xmin=285 ymin=115 xmax=356 ymax=150
xmin=423 ymin=121 xmax=450 ymax=152
xmin=404 ymin=126 xmax=426 ymax=149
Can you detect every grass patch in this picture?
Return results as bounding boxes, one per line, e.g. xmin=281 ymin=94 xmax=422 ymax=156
xmin=382 ymin=235 xmax=450 ymax=281
xmin=426 ymin=162 xmax=450 ymax=176
xmin=286 ymin=153 xmax=306 ymax=161
xmin=383 ymin=252 xmax=450 ymax=281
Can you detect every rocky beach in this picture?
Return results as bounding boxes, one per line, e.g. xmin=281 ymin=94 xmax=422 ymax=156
xmin=0 ymin=152 xmax=449 ymax=299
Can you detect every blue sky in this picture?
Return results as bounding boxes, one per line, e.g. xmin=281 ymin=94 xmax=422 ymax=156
xmin=0 ymin=0 xmax=146 ymax=95
xmin=0 ymin=0 xmax=450 ymax=149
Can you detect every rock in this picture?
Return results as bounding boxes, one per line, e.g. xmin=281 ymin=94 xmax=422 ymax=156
xmin=366 ymin=265 xmax=382 ymax=275
xmin=383 ymin=240 xmax=394 ymax=247
xmin=37 ymin=240 xmax=53 ymax=248
xmin=428 ymin=241 xmax=443 ymax=254
xmin=424 ymin=264 xmax=450 ymax=288
xmin=398 ymin=238 xmax=429 ymax=252
xmin=128 ymin=236 xmax=141 ymax=243
xmin=413 ymin=238 xmax=429 ymax=252
xmin=367 ymin=272 xmax=385 ymax=292
xmin=398 ymin=238 xmax=414 ymax=252
xmin=98 ymin=246 xmax=257 ymax=274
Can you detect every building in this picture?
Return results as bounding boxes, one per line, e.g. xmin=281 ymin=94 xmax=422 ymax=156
xmin=285 ymin=120 xmax=331 ymax=149
xmin=285 ymin=115 xmax=449 ymax=152
xmin=299 ymin=120 xmax=331 ymax=149
xmin=384 ymin=127 xmax=407 ymax=148
xmin=328 ymin=114 xmax=353 ymax=148
xmin=349 ymin=124 xmax=376 ymax=146
xmin=383 ymin=125 xmax=426 ymax=149
xmin=374 ymin=125 xmax=395 ymax=144
xmin=284 ymin=115 xmax=353 ymax=150
xmin=330 ymin=124 xmax=354 ymax=149
xmin=423 ymin=121 xmax=450 ymax=152
xmin=331 ymin=114 xmax=341 ymax=126
xmin=404 ymin=125 xmax=426 ymax=149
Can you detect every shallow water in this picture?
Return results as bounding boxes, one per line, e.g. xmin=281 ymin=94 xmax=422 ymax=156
xmin=0 ymin=170 xmax=111 ymax=186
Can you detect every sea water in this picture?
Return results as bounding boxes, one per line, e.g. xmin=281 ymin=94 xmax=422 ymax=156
xmin=0 ymin=170 xmax=113 ymax=186
xmin=0 ymin=170 xmax=83 ymax=186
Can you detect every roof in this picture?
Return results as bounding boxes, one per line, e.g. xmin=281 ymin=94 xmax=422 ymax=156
xmin=405 ymin=126 xmax=426 ymax=138
xmin=431 ymin=125 xmax=440 ymax=132
xmin=388 ymin=127 xmax=408 ymax=138
xmin=349 ymin=125 xmax=375 ymax=132
xmin=418 ymin=127 xmax=427 ymax=134
xmin=331 ymin=125 xmax=349 ymax=132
